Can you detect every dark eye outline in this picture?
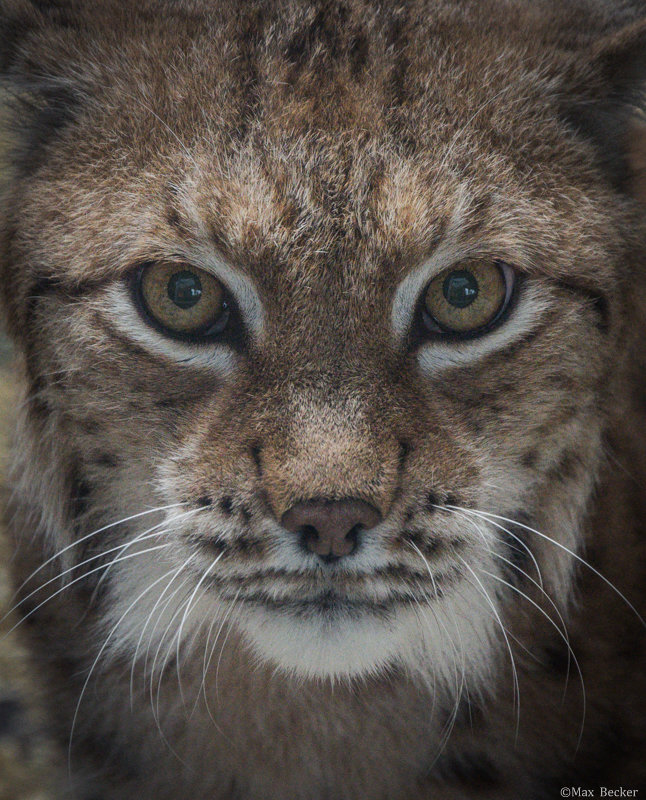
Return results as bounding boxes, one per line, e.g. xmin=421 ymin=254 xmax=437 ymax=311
xmin=414 ymin=260 xmax=519 ymax=343
xmin=129 ymin=262 xmax=245 ymax=347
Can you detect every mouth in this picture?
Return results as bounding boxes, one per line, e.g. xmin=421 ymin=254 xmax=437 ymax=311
xmin=225 ymin=588 xmax=418 ymax=619
xmin=197 ymin=560 xmax=474 ymax=680
xmin=206 ymin=562 xmax=464 ymax=621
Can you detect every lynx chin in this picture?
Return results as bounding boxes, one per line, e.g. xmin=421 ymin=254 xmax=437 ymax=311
xmin=1 ymin=0 xmax=646 ymax=797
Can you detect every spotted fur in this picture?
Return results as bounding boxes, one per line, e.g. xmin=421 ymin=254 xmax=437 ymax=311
xmin=1 ymin=0 xmax=646 ymax=797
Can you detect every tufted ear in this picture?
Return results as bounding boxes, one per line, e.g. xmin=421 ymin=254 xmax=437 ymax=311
xmin=563 ymin=17 xmax=646 ymax=198
xmin=0 ymin=0 xmax=91 ymax=338
xmin=0 ymin=0 xmax=89 ymax=181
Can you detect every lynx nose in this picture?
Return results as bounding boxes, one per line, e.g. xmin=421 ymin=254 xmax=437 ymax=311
xmin=281 ymin=498 xmax=381 ymax=561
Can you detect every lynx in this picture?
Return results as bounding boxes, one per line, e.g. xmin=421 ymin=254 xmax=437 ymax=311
xmin=1 ymin=0 xmax=646 ymax=797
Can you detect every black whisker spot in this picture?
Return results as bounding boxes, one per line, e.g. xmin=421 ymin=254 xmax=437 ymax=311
xmin=425 ymin=491 xmax=441 ymax=512
xmin=69 ymin=471 xmax=92 ymax=521
xmin=591 ymin=294 xmax=610 ymax=332
xmin=154 ymin=397 xmax=175 ymax=409
xmin=190 ymin=533 xmax=225 ymax=556
xmin=497 ymin=519 xmax=532 ymax=578
xmin=421 ymin=538 xmax=441 ymax=556
xmin=219 ymin=496 xmax=233 ymax=515
xmin=402 ymin=529 xmax=424 ymax=547
xmin=0 ymin=698 xmax=23 ymax=739
xmin=521 ymin=449 xmax=538 ymax=469
xmin=548 ymin=448 xmax=581 ymax=482
xmin=197 ymin=495 xmax=213 ymax=509
xmin=397 ymin=440 xmax=410 ymax=473
xmin=232 ymin=536 xmax=262 ymax=556
xmin=250 ymin=444 xmax=262 ymax=476
xmin=542 ymin=639 xmax=574 ymax=677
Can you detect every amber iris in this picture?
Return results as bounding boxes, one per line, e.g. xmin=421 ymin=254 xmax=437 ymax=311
xmin=138 ymin=263 xmax=227 ymax=337
xmin=424 ymin=260 xmax=511 ymax=335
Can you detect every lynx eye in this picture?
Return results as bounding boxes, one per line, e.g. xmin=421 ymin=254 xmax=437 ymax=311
xmin=422 ymin=260 xmax=515 ymax=336
xmin=135 ymin=262 xmax=230 ymax=340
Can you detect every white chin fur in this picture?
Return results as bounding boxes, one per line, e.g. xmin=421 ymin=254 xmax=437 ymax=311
xmin=236 ymin=588 xmax=498 ymax=688
xmin=237 ymin=607 xmax=408 ymax=680
xmin=106 ymin=551 xmax=499 ymax=692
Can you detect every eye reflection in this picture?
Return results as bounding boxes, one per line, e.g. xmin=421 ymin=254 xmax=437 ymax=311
xmin=422 ymin=260 xmax=515 ymax=336
xmin=136 ymin=262 xmax=229 ymax=339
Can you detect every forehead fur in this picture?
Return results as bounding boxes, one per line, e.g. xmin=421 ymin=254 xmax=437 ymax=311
xmin=0 ymin=0 xmax=645 ymax=324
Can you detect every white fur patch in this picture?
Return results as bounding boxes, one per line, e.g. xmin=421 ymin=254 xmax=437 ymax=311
xmin=416 ymin=282 xmax=550 ymax=373
xmin=100 ymin=285 xmax=239 ymax=372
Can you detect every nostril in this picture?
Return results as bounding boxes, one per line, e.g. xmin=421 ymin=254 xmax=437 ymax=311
xmin=298 ymin=524 xmax=320 ymax=552
xmin=282 ymin=498 xmax=381 ymax=560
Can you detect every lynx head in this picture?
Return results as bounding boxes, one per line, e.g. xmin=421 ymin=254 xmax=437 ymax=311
xmin=1 ymin=0 xmax=646 ymax=693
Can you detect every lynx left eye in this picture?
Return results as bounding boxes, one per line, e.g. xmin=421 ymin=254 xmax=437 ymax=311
xmin=422 ymin=260 xmax=515 ymax=336
xmin=135 ymin=262 xmax=230 ymax=340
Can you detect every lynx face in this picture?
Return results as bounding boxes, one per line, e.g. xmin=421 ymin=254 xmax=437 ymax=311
xmin=0 ymin=0 xmax=643 ymax=699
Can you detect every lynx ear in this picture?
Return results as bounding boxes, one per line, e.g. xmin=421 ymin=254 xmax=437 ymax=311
xmin=0 ymin=0 xmax=87 ymax=180
xmin=564 ymin=18 xmax=646 ymax=198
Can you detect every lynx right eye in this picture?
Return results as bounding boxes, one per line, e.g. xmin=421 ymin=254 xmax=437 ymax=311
xmin=421 ymin=259 xmax=516 ymax=337
xmin=134 ymin=262 xmax=230 ymax=340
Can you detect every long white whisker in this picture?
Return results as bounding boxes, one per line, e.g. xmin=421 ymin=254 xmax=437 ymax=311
xmin=2 ymin=522 xmax=179 ymax=626
xmin=431 ymin=502 xmax=543 ymax=588
xmin=200 ymin=592 xmax=242 ymax=745
xmin=92 ymin=507 xmax=205 ymax=597
xmin=174 ymin=554 xmax=224 ymax=708
xmin=143 ymin=569 xmax=196 ymax=683
xmin=129 ymin=561 xmax=188 ymax=710
xmin=1 ymin=543 xmax=174 ymax=640
xmin=442 ymin=505 xmax=565 ymax=672
xmin=406 ymin=541 xmax=469 ymax=760
xmin=456 ymin=555 xmax=521 ymax=740
xmin=454 ymin=507 xmax=646 ymax=629
xmin=68 ymin=565 xmax=182 ymax=774
xmin=10 ymin=503 xmax=186 ymax=603
xmin=481 ymin=567 xmax=587 ymax=749
xmin=151 ymin=588 xmax=195 ymax=726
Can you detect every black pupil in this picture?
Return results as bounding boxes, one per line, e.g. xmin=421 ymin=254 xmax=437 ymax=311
xmin=168 ymin=271 xmax=202 ymax=309
xmin=443 ymin=270 xmax=479 ymax=308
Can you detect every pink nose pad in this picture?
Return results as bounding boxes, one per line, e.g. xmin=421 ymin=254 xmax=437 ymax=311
xmin=281 ymin=498 xmax=382 ymax=560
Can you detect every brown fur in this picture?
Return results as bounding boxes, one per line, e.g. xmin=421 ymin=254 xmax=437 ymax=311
xmin=1 ymin=0 xmax=646 ymax=797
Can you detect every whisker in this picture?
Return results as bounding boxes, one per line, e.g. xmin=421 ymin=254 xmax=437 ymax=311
xmin=456 ymin=556 xmax=521 ymax=741
xmin=442 ymin=506 xmax=563 ymax=666
xmin=431 ymin=502 xmax=543 ymax=588
xmin=68 ymin=564 xmax=183 ymax=775
xmin=1 ymin=543 xmax=174 ymax=640
xmin=454 ymin=507 xmax=646 ymax=629
xmin=200 ymin=589 xmax=242 ymax=733
xmin=2 ymin=522 xmax=178 ymax=626
xmin=214 ymin=599 xmax=241 ymax=707
xmin=143 ymin=570 xmax=196 ymax=683
xmin=129 ymin=562 xmax=188 ymax=710
xmin=406 ymin=541 xmax=470 ymax=762
xmin=174 ymin=554 xmax=224 ymax=708
xmin=481 ymin=567 xmax=586 ymax=750
xmin=151 ymin=589 xmax=195 ymax=727
xmin=10 ymin=503 xmax=187 ymax=603
xmin=92 ymin=507 xmax=206 ymax=598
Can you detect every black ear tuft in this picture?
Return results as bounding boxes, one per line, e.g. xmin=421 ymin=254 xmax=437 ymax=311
xmin=563 ymin=18 xmax=646 ymax=196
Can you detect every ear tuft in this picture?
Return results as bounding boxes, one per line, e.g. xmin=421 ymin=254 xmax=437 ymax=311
xmin=0 ymin=0 xmax=86 ymax=179
xmin=564 ymin=18 xmax=646 ymax=197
